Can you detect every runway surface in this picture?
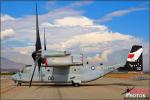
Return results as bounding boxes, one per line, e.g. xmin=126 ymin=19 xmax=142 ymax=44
xmin=1 ymin=75 xmax=149 ymax=100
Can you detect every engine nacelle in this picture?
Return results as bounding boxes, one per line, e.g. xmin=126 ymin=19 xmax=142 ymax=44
xmin=41 ymin=50 xmax=71 ymax=58
xmin=41 ymin=54 xmax=83 ymax=67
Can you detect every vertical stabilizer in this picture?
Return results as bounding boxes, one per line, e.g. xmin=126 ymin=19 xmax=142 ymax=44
xmin=118 ymin=45 xmax=143 ymax=72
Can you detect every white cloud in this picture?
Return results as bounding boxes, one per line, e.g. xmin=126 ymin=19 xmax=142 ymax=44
xmin=0 ymin=12 xmax=138 ymax=54
xmin=11 ymin=46 xmax=34 ymax=55
xmin=41 ymin=17 xmax=108 ymax=32
xmin=54 ymin=16 xmax=94 ymax=26
xmin=1 ymin=9 xmax=142 ymax=52
xmin=1 ymin=28 xmax=16 ymax=39
xmin=98 ymin=6 xmax=147 ymax=23
xmin=65 ymin=1 xmax=93 ymax=9
xmin=1 ymin=14 xmax=15 ymax=22
xmin=61 ymin=32 xmax=133 ymax=49
xmin=41 ymin=22 xmax=55 ymax=27
xmin=1 ymin=8 xmax=83 ymax=42
xmin=45 ymin=1 xmax=93 ymax=11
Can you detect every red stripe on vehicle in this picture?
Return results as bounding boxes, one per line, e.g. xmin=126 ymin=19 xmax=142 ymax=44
xmin=128 ymin=54 xmax=134 ymax=58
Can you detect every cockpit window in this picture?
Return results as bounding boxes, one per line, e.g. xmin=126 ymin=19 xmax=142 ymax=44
xmin=21 ymin=67 xmax=32 ymax=73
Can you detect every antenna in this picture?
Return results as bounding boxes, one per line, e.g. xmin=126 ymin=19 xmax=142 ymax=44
xmin=79 ymin=45 xmax=84 ymax=65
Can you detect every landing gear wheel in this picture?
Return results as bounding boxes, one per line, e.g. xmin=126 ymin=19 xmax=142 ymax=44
xmin=72 ymin=81 xmax=79 ymax=87
xmin=74 ymin=83 xmax=79 ymax=87
xmin=17 ymin=82 xmax=22 ymax=86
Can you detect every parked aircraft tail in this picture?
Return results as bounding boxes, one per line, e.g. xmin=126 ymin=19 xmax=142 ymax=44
xmin=118 ymin=45 xmax=143 ymax=72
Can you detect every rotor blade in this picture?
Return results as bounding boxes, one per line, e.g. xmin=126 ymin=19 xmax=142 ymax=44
xmin=38 ymin=59 xmax=41 ymax=79
xmin=29 ymin=58 xmax=39 ymax=87
xmin=44 ymin=28 xmax=47 ymax=50
xmin=121 ymin=91 xmax=128 ymax=95
xmin=35 ymin=3 xmax=42 ymax=51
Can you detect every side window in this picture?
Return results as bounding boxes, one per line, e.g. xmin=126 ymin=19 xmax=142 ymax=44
xmin=23 ymin=67 xmax=31 ymax=73
xmin=100 ymin=63 xmax=103 ymax=65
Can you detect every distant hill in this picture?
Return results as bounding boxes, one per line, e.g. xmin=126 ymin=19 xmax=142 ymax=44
xmin=1 ymin=57 xmax=25 ymax=72
xmin=1 ymin=51 xmax=33 ymax=64
xmin=1 ymin=68 xmax=19 ymax=73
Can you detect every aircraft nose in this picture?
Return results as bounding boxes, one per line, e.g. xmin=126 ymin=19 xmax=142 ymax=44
xmin=11 ymin=73 xmax=19 ymax=81
xmin=11 ymin=74 xmax=16 ymax=80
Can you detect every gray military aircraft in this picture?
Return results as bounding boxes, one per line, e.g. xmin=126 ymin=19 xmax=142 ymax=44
xmin=11 ymin=5 xmax=143 ymax=87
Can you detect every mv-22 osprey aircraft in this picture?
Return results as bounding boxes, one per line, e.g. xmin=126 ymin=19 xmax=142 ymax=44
xmin=12 ymin=5 xmax=143 ymax=87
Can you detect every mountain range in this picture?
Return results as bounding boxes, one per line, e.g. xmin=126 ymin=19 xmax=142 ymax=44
xmin=1 ymin=57 xmax=25 ymax=72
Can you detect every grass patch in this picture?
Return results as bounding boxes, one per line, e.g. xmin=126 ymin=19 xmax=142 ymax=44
xmin=0 ymin=72 xmax=16 ymax=75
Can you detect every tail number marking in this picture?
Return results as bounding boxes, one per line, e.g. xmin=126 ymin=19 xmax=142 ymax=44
xmin=48 ymin=76 xmax=54 ymax=80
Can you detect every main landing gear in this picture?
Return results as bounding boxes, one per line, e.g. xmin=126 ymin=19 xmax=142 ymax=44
xmin=17 ymin=82 xmax=22 ymax=86
xmin=72 ymin=81 xmax=80 ymax=87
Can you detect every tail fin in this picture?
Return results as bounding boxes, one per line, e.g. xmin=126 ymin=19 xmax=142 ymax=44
xmin=118 ymin=45 xmax=143 ymax=72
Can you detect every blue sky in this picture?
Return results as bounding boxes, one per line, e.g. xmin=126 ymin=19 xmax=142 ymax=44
xmin=1 ymin=1 xmax=149 ymax=41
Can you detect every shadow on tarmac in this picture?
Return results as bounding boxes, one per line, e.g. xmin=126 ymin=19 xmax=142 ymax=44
xmin=15 ymin=82 xmax=136 ymax=91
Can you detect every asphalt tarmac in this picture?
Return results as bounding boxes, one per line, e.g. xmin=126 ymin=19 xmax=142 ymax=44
xmin=1 ymin=75 xmax=149 ymax=100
